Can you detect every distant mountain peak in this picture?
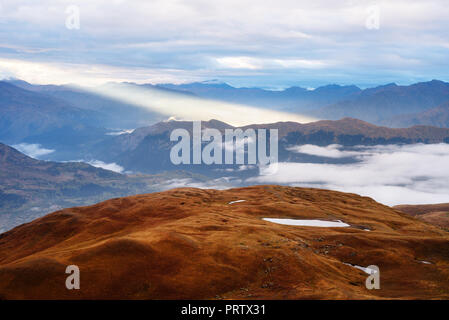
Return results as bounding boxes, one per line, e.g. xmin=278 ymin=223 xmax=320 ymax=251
xmin=200 ymin=79 xmax=227 ymax=85
xmin=313 ymin=84 xmax=361 ymax=93
xmin=0 ymin=142 xmax=36 ymax=165
xmin=284 ymin=86 xmax=308 ymax=93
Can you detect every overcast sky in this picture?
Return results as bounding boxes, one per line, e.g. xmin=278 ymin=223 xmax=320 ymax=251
xmin=1 ymin=0 xmax=448 ymax=88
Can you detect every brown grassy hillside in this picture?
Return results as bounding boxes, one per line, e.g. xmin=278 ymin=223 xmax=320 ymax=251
xmin=0 ymin=186 xmax=448 ymax=299
xmin=395 ymin=203 xmax=449 ymax=229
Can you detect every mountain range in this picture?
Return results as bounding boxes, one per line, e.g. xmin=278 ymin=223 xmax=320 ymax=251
xmin=0 ymin=81 xmax=103 ymax=144
xmin=386 ymin=100 xmax=449 ymax=128
xmin=3 ymin=115 xmax=449 ymax=230
xmin=89 ymin=118 xmax=449 ymax=174
xmin=311 ymin=80 xmax=449 ymax=125
xmin=158 ymin=81 xmax=362 ymax=111
xmin=1 ymin=77 xmax=449 ymax=300
xmin=3 ymin=78 xmax=449 ymax=153
xmin=3 ymin=78 xmax=449 ymax=232
xmin=6 ymin=79 xmax=165 ymax=130
xmin=159 ymin=80 xmax=449 ymax=127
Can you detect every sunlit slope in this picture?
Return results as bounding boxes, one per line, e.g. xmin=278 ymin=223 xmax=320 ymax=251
xmin=0 ymin=186 xmax=448 ymax=299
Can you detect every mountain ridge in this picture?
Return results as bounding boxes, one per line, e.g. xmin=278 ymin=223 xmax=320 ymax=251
xmin=386 ymin=100 xmax=449 ymax=128
xmin=313 ymin=80 xmax=449 ymax=124
xmin=0 ymin=81 xmax=103 ymax=144
xmin=89 ymin=117 xmax=449 ymax=174
xmin=394 ymin=203 xmax=449 ymax=229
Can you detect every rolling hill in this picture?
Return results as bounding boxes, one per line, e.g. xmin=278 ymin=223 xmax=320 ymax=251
xmin=394 ymin=203 xmax=449 ymax=229
xmin=0 ymin=185 xmax=447 ymax=299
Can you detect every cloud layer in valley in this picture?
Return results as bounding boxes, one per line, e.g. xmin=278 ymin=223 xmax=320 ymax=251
xmin=287 ymin=144 xmax=360 ymax=158
xmin=250 ymin=143 xmax=449 ymax=205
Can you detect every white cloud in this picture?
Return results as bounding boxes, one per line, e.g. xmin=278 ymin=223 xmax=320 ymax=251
xmin=288 ymin=144 xmax=359 ymax=158
xmin=106 ymin=129 xmax=135 ymax=136
xmin=0 ymin=57 xmax=194 ymax=86
xmin=12 ymin=143 xmax=54 ymax=159
xmin=3 ymin=0 xmax=447 ymax=38
xmin=248 ymin=143 xmax=449 ymax=205
xmin=156 ymin=177 xmax=241 ymax=191
xmin=86 ymin=160 xmax=124 ymax=173
xmin=1 ymin=0 xmax=449 ymax=86
xmin=215 ymin=56 xmax=327 ymax=70
xmin=216 ymin=57 xmax=261 ymax=70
